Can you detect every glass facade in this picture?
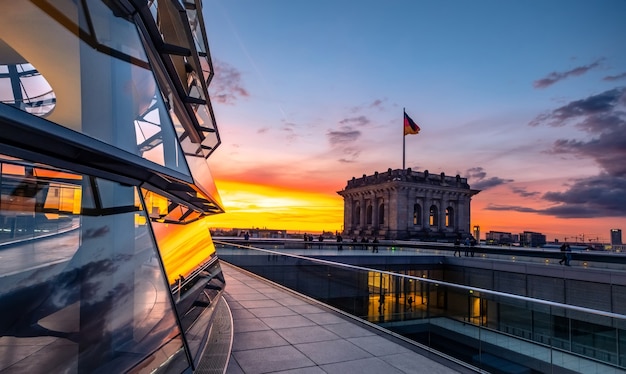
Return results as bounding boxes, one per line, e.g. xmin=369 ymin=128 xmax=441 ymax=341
xmin=0 ymin=1 xmax=226 ymax=373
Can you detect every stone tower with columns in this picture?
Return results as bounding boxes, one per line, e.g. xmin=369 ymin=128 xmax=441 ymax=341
xmin=337 ymin=168 xmax=480 ymax=241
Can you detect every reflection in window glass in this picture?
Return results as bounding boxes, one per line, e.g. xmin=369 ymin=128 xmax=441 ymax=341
xmin=0 ymin=158 xmax=189 ymax=373
xmin=151 ymin=217 xmax=216 ymax=287
xmin=0 ymin=1 xmax=190 ymax=176
xmin=143 ymin=189 xmax=202 ymax=224
xmin=0 ymin=55 xmax=56 ymax=117
xmin=86 ymin=0 xmax=149 ymax=63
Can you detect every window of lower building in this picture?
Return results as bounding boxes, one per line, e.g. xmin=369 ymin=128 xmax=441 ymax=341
xmin=413 ymin=203 xmax=422 ymax=225
xmin=429 ymin=205 xmax=438 ymax=227
xmin=446 ymin=207 xmax=454 ymax=227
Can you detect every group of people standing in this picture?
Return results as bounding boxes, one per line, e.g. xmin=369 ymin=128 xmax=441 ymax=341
xmin=302 ymin=233 xmax=323 ymax=242
xmin=453 ymin=235 xmax=477 ymax=257
xmin=350 ymin=236 xmax=380 ymax=252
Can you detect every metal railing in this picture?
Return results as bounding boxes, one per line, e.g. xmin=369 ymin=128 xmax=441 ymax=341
xmin=215 ymin=240 xmax=626 ymax=374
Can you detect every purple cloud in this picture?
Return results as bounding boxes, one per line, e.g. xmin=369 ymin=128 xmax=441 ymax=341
xmin=486 ymin=174 xmax=626 ymax=218
xmin=518 ymin=86 xmax=626 ymax=218
xmin=533 ymin=59 xmax=603 ymax=89
xmin=466 ymin=167 xmax=513 ymax=190
xmin=327 ymin=127 xmax=361 ymax=146
xmin=511 ymin=186 xmax=540 ymax=198
xmin=603 ymin=72 xmax=626 ymax=82
xmin=209 ymin=60 xmax=249 ymax=104
xmin=339 ymin=115 xmax=370 ymax=127
xmin=529 ymin=87 xmax=625 ymax=127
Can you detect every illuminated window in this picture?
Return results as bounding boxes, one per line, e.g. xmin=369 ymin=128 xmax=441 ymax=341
xmin=445 ymin=207 xmax=454 ymax=227
xmin=429 ymin=205 xmax=438 ymax=226
xmin=413 ymin=203 xmax=422 ymax=225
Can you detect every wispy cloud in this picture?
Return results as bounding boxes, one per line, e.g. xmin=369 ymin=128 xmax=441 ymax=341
xmin=282 ymin=122 xmax=297 ymax=142
xmin=350 ymin=98 xmax=388 ymax=113
xmin=326 ymin=115 xmax=370 ymax=163
xmin=339 ymin=115 xmax=370 ymax=127
xmin=533 ymin=59 xmax=603 ymax=89
xmin=210 ymin=59 xmax=249 ymax=104
xmin=511 ymin=186 xmax=540 ymax=198
xmin=603 ymin=72 xmax=626 ymax=82
xmin=327 ymin=127 xmax=361 ymax=146
xmin=466 ymin=167 xmax=513 ymax=190
xmin=484 ymin=204 xmax=539 ymax=214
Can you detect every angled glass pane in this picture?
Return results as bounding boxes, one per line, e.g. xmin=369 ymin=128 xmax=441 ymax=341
xmin=150 ymin=213 xmax=216 ymax=287
xmin=0 ymin=2 xmax=190 ymax=177
xmin=0 ymin=158 xmax=189 ymax=373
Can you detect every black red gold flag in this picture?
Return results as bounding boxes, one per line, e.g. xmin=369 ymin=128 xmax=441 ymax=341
xmin=403 ymin=112 xmax=421 ymax=135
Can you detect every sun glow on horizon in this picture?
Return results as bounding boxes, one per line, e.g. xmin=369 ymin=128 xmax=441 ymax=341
xmin=209 ymin=180 xmax=624 ymax=242
xmin=208 ymin=180 xmax=344 ymax=233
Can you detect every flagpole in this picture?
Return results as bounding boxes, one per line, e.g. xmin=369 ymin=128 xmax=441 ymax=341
xmin=402 ymin=108 xmax=406 ymax=170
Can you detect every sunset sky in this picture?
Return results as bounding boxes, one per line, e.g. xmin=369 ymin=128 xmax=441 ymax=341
xmin=202 ymin=0 xmax=626 ymax=242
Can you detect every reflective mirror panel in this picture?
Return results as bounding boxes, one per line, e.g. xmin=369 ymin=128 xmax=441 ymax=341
xmin=0 ymin=156 xmax=189 ymax=373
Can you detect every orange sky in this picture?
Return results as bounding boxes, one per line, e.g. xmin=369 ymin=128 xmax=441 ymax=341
xmin=207 ymin=180 xmax=343 ymax=234
xmin=208 ymin=178 xmax=624 ymax=243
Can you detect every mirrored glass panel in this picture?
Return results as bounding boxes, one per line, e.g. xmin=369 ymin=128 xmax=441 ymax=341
xmin=150 ymin=215 xmax=216 ymax=288
xmin=0 ymin=1 xmax=190 ymax=177
xmin=0 ymin=157 xmax=189 ymax=373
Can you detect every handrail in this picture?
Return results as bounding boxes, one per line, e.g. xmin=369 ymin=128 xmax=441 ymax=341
xmin=214 ymin=239 xmax=626 ymax=321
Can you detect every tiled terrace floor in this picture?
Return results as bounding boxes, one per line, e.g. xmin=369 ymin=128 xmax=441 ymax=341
xmin=220 ymin=262 xmax=472 ymax=374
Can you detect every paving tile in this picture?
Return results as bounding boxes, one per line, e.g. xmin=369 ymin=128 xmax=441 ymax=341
xmin=233 ymin=318 xmax=270 ymax=333
xmin=294 ymin=339 xmax=371 ymax=365
xmin=232 ymin=345 xmax=315 ymax=374
xmin=238 ymin=299 xmax=283 ymax=309
xmin=272 ymin=366 xmax=326 ymax=374
xmin=231 ymin=293 xmax=272 ymax=301
xmin=287 ymin=304 xmax=326 ymax=314
xmin=261 ymin=315 xmax=317 ymax=329
xmin=226 ymin=300 xmax=245 ymax=310
xmin=348 ymin=335 xmax=412 ymax=356
xmin=232 ymin=330 xmax=289 ymax=351
xmin=321 ymin=321 xmax=376 ymax=339
xmin=303 ymin=312 xmax=349 ymax=325
xmin=381 ymin=352 xmax=460 ymax=374
xmin=276 ymin=296 xmax=310 ymax=306
xmin=274 ymin=325 xmax=340 ymax=344
xmin=231 ymin=307 xmax=256 ymax=320
xmin=225 ymin=358 xmax=244 ymax=374
xmin=320 ymin=356 xmax=405 ymax=374
xmin=248 ymin=306 xmax=298 ymax=318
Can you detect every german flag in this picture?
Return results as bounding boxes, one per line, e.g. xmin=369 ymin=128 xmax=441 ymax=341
xmin=404 ymin=112 xmax=421 ymax=136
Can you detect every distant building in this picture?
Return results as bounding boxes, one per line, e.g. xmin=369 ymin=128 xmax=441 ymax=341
xmin=486 ymin=231 xmax=515 ymax=245
xmin=520 ymin=231 xmax=547 ymax=247
xmin=337 ymin=168 xmax=480 ymax=240
xmin=611 ymin=229 xmax=622 ymax=245
xmin=473 ymin=225 xmax=481 ymax=242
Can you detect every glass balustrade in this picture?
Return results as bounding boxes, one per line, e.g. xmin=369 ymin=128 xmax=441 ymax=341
xmin=215 ymin=240 xmax=626 ymax=374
